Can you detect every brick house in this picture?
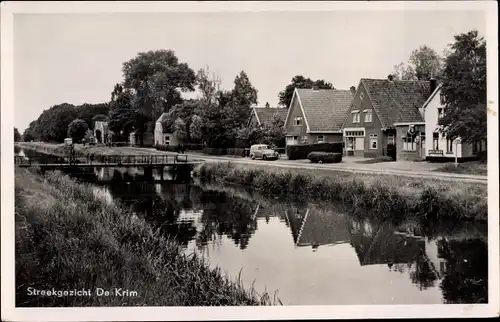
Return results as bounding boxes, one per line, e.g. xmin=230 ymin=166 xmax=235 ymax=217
xmin=248 ymin=105 xmax=287 ymax=128
xmin=284 ymin=88 xmax=354 ymax=146
xmin=341 ymin=77 xmax=431 ymax=160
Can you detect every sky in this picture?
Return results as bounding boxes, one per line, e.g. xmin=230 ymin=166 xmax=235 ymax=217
xmin=14 ymin=10 xmax=486 ymax=132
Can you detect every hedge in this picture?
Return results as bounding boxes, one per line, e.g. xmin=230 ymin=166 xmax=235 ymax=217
xmin=286 ymin=142 xmax=343 ymax=160
xmin=202 ymin=147 xmax=227 ymax=155
xmin=307 ymin=152 xmax=342 ymax=163
xmin=227 ymin=148 xmax=246 ymax=157
xmin=155 ymin=144 xmax=181 ymax=152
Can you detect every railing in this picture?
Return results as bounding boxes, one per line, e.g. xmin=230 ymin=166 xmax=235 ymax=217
xmin=14 ymin=154 xmax=191 ymax=166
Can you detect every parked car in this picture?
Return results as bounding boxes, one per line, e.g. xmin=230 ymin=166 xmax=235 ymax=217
xmin=249 ymin=144 xmax=279 ymax=160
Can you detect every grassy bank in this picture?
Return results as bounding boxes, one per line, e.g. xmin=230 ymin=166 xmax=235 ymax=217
xmin=433 ymin=161 xmax=488 ymax=176
xmin=193 ymin=163 xmax=487 ymax=222
xmin=15 ymin=168 xmax=278 ymax=306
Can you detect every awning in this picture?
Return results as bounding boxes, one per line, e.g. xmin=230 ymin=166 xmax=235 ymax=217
xmin=351 ymin=110 xmax=360 ymax=114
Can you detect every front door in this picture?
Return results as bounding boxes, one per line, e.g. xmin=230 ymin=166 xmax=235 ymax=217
xmin=355 ymin=137 xmax=365 ymax=152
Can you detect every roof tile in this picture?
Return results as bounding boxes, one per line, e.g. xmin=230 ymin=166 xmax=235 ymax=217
xmin=361 ymin=79 xmax=430 ymax=127
xmin=296 ymin=89 xmax=353 ymax=132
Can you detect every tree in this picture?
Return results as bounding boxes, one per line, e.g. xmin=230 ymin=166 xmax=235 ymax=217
xmin=222 ymin=72 xmax=258 ymax=135
xmin=165 ymin=100 xmax=200 ymax=141
xmin=196 ymin=66 xmax=221 ymax=107
xmin=278 ymin=76 xmax=334 ymax=108
xmin=22 ymin=121 xmax=38 ymax=142
xmin=121 ymin=49 xmax=197 ymax=129
xmin=173 ymin=118 xmax=188 ymax=144
xmin=264 ymin=113 xmax=286 ymax=147
xmin=36 ymin=103 xmax=78 ymax=142
xmin=75 ymin=103 xmax=110 ymax=129
xmin=438 ymin=30 xmax=486 ymax=144
xmin=67 ymin=118 xmax=89 ymax=143
xmin=14 ymin=127 xmax=21 ymax=142
xmin=92 ymin=114 xmax=108 ymax=123
xmin=393 ymin=45 xmax=443 ymax=80
xmin=108 ymin=87 xmax=136 ymax=142
xmin=189 ymin=115 xmax=203 ymax=142
xmin=232 ymin=70 xmax=258 ymax=107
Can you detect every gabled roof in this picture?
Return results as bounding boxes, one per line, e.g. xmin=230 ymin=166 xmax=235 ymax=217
xmin=286 ymin=88 xmax=354 ymax=133
xmin=251 ymin=107 xmax=287 ymax=126
xmin=422 ymin=83 xmax=443 ymax=109
xmin=360 ymin=79 xmax=431 ymax=128
xmin=156 ymin=112 xmax=173 ymax=133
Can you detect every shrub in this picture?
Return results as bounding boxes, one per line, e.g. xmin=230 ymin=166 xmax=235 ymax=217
xmin=307 ymin=152 xmax=342 ymax=163
xmin=286 ymin=142 xmax=343 ymax=160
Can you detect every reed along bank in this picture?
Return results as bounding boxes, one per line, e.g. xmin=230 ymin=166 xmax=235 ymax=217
xmin=193 ymin=163 xmax=488 ymax=223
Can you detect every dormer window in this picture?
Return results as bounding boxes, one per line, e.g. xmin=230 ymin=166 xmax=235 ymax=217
xmin=294 ymin=116 xmax=303 ymax=126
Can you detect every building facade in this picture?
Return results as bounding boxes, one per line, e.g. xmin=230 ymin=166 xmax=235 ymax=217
xmin=423 ymin=84 xmax=484 ymax=162
xmin=342 ymin=77 xmax=431 ymax=160
xmin=284 ymin=88 xmax=353 ymax=146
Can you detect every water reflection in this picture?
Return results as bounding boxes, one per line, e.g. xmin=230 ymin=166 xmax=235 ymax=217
xmin=15 ymin=149 xmax=488 ymax=305
xmin=85 ymin=179 xmax=488 ymax=305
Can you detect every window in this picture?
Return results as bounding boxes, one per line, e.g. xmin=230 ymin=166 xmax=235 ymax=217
xmin=437 ymin=108 xmax=444 ymax=120
xmin=440 ymin=93 xmax=446 ymax=105
xmin=294 ymin=116 xmax=303 ymax=126
xmin=317 ymin=135 xmax=324 ymax=143
xmin=402 ymin=135 xmax=416 ymax=151
xmin=387 ymin=134 xmax=395 ymax=145
xmin=369 ymin=134 xmax=378 ymax=149
xmin=360 ymin=92 xmax=364 ymax=101
xmin=446 ymin=137 xmax=453 ymax=154
xmin=432 ymin=132 xmax=439 ymax=150
xmin=165 ymin=135 xmax=170 ymax=145
xmin=352 ymin=112 xmax=360 ymax=123
xmin=364 ymin=109 xmax=372 ymax=123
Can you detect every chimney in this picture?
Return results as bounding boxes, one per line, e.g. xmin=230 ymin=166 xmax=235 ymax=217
xmin=265 ymin=102 xmax=270 ymax=108
xmin=430 ymin=78 xmax=437 ymax=95
xmin=387 ymin=74 xmax=394 ymax=81
xmin=350 ymin=86 xmax=356 ymax=95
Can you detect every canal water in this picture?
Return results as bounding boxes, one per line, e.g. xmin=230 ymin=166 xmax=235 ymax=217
xmin=16 ymin=148 xmax=488 ymax=305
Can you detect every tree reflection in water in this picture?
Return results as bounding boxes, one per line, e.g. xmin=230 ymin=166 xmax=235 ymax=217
xmin=194 ymin=189 xmax=259 ymax=250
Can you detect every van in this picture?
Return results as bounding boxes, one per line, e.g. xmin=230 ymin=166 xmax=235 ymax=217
xmin=249 ymin=144 xmax=279 ymax=160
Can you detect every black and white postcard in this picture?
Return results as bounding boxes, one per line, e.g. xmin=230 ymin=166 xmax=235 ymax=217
xmin=1 ymin=1 xmax=498 ymax=321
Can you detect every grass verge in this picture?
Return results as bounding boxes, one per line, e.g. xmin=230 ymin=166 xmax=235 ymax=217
xmin=15 ymin=167 xmax=279 ymax=306
xmin=433 ymin=161 xmax=488 ymax=176
xmin=193 ymin=163 xmax=487 ymax=222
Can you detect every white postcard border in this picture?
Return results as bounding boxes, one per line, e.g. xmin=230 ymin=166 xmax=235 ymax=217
xmin=1 ymin=1 xmax=498 ymax=321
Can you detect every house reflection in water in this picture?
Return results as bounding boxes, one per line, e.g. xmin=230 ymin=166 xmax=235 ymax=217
xmin=349 ymin=219 xmax=425 ymax=267
xmin=284 ymin=205 xmax=351 ymax=250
